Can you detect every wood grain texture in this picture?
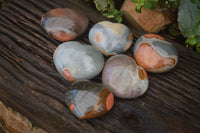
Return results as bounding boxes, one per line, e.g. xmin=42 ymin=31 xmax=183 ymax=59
xmin=0 ymin=101 xmax=48 ymax=133
xmin=0 ymin=0 xmax=200 ymax=133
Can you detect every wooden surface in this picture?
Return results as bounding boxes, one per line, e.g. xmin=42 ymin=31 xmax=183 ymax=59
xmin=0 ymin=0 xmax=200 ymax=133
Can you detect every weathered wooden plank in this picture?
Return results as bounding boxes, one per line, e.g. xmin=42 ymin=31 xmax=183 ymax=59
xmin=0 ymin=0 xmax=200 ymax=133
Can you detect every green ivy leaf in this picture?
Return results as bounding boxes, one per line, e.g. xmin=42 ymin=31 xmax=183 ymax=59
xmin=178 ymin=0 xmax=200 ymax=38
xmin=135 ymin=4 xmax=142 ymax=13
xmin=197 ymin=23 xmax=200 ymax=35
xmin=107 ymin=0 xmax=115 ymax=10
xmin=196 ymin=43 xmax=200 ymax=47
xmin=115 ymin=15 xmax=122 ymax=23
xmin=103 ymin=9 xmax=123 ymax=22
xmin=196 ymin=47 xmax=200 ymax=53
xmin=111 ymin=9 xmax=118 ymax=15
xmin=143 ymin=2 xmax=152 ymax=9
xmin=195 ymin=36 xmax=200 ymax=43
xmin=103 ymin=12 xmax=114 ymax=18
xmin=102 ymin=13 xmax=110 ymax=17
xmin=94 ymin=0 xmax=108 ymax=11
xmin=186 ymin=38 xmax=197 ymax=46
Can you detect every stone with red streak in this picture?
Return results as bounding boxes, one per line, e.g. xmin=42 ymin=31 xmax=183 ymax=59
xmin=41 ymin=8 xmax=88 ymax=42
xmin=65 ymin=81 xmax=114 ymax=119
xmin=133 ymin=34 xmax=178 ymax=73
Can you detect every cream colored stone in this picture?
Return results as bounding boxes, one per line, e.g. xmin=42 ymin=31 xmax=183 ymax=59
xmin=120 ymin=0 xmax=172 ymax=33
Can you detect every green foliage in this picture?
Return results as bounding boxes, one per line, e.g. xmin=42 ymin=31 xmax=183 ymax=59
xmin=131 ymin=0 xmax=159 ymax=13
xmin=93 ymin=0 xmax=112 ymax=11
xmin=178 ymin=0 xmax=200 ymax=53
xmin=103 ymin=9 xmax=123 ymax=23
xmin=190 ymin=0 xmax=200 ymax=6
xmin=131 ymin=0 xmax=179 ymax=13
xmin=186 ymin=36 xmax=200 ymax=53
xmin=86 ymin=0 xmax=123 ymax=22
xmin=178 ymin=0 xmax=200 ymax=38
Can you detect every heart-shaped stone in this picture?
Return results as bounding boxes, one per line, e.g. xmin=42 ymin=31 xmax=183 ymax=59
xmin=65 ymin=80 xmax=114 ymax=119
xmin=53 ymin=41 xmax=104 ymax=82
xmin=89 ymin=21 xmax=133 ymax=56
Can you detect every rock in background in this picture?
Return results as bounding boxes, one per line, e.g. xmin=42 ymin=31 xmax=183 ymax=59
xmin=121 ymin=0 xmax=172 ymax=33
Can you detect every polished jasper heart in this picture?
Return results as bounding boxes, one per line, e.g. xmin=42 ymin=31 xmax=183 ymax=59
xmin=89 ymin=21 xmax=133 ymax=56
xmin=41 ymin=8 xmax=88 ymax=42
xmin=102 ymin=54 xmax=149 ymax=99
xmin=133 ymin=34 xmax=179 ymax=73
xmin=65 ymin=81 xmax=114 ymax=119
xmin=53 ymin=41 xmax=104 ymax=82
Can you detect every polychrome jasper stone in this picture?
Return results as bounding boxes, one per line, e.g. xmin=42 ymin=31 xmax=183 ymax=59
xmin=102 ymin=54 xmax=149 ymax=99
xmin=65 ymin=80 xmax=114 ymax=119
xmin=53 ymin=41 xmax=104 ymax=82
xmin=89 ymin=21 xmax=133 ymax=56
xmin=41 ymin=8 xmax=89 ymax=42
xmin=133 ymin=34 xmax=178 ymax=73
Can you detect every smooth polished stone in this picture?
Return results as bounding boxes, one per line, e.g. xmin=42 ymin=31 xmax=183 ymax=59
xmin=53 ymin=41 xmax=104 ymax=82
xmin=89 ymin=21 xmax=133 ymax=56
xmin=65 ymin=80 xmax=114 ymax=119
xmin=41 ymin=8 xmax=89 ymax=42
xmin=102 ymin=54 xmax=149 ymax=99
xmin=133 ymin=34 xmax=179 ymax=73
